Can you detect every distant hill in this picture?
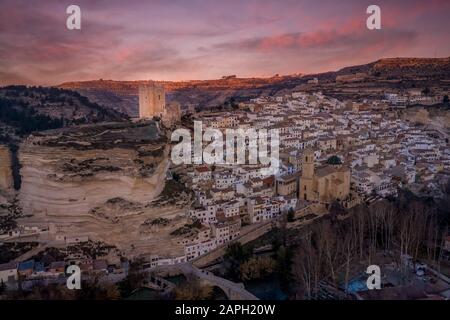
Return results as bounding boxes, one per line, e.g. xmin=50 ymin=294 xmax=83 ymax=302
xmin=58 ymin=57 xmax=450 ymax=114
xmin=0 ymin=85 xmax=128 ymax=141
xmin=58 ymin=76 xmax=300 ymax=115
xmin=310 ymin=57 xmax=450 ymax=82
xmin=371 ymin=57 xmax=450 ymax=78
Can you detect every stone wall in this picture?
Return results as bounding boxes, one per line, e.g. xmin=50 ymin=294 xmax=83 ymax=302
xmin=18 ymin=141 xmax=169 ymax=217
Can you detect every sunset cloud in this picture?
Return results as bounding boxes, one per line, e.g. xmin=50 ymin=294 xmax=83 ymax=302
xmin=0 ymin=0 xmax=448 ymax=85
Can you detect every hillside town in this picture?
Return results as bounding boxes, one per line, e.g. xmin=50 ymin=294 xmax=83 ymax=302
xmin=1 ymin=0 xmax=450 ymax=312
xmin=166 ymin=89 xmax=450 ymax=263
xmin=2 ymin=84 xmax=450 ymax=288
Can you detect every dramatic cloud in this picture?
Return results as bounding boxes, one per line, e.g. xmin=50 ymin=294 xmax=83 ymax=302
xmin=0 ymin=0 xmax=449 ymax=85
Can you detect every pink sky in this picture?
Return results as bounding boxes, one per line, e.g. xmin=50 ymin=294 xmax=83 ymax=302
xmin=0 ymin=0 xmax=449 ymax=85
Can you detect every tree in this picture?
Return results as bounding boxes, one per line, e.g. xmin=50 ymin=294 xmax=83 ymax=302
xmin=239 ymin=256 xmax=275 ymax=281
xmin=223 ymin=242 xmax=251 ymax=280
xmin=0 ymin=280 xmax=5 ymax=295
xmin=291 ymin=228 xmax=323 ymax=299
xmin=172 ymin=172 xmax=181 ymax=182
xmin=117 ymin=259 xmax=146 ymax=298
xmin=27 ymin=283 xmax=76 ymax=300
xmin=224 ymin=242 xmax=251 ymax=262
xmin=274 ymin=245 xmax=293 ymax=286
xmin=76 ymin=277 xmax=121 ymax=300
xmin=319 ymin=222 xmax=340 ymax=286
xmin=287 ymin=208 xmax=295 ymax=222
xmin=173 ymin=278 xmax=213 ymax=300
xmin=229 ymin=97 xmax=239 ymax=109
xmin=294 ymin=187 xmax=448 ymax=296
xmin=103 ymin=283 xmax=121 ymax=300
xmin=443 ymin=95 xmax=449 ymax=104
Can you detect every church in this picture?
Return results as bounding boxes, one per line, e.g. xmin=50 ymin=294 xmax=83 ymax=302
xmin=299 ymin=149 xmax=350 ymax=203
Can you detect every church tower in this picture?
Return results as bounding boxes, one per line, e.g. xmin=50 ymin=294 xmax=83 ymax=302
xmin=300 ymin=149 xmax=315 ymax=201
xmin=301 ymin=149 xmax=315 ymax=179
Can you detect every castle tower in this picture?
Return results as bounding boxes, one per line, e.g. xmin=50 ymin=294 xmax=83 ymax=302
xmin=300 ymin=149 xmax=315 ymax=201
xmin=139 ymin=83 xmax=166 ymax=119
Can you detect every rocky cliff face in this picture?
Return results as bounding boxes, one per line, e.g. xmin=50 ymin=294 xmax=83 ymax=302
xmin=18 ymin=122 xmax=167 ymax=217
xmin=3 ymin=121 xmax=195 ymax=257
xmin=0 ymin=145 xmax=13 ymax=191
xmin=371 ymin=57 xmax=450 ymax=79
xmin=402 ymin=105 xmax=450 ymax=133
xmin=15 ymin=121 xmax=191 ymax=256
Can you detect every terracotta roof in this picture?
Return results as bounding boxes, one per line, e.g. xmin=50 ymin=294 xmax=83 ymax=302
xmin=195 ymin=166 xmax=210 ymax=173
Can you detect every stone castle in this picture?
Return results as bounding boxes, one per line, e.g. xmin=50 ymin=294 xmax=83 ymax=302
xmin=139 ymin=83 xmax=181 ymax=126
xmin=139 ymin=83 xmax=166 ymax=119
xmin=299 ymin=149 xmax=350 ymax=203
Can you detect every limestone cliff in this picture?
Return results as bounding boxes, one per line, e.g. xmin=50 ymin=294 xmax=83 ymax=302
xmin=18 ymin=122 xmax=168 ymax=217
xmin=0 ymin=145 xmax=13 ymax=191
xmin=15 ymin=121 xmax=190 ymax=256
xmin=13 ymin=121 xmax=192 ymax=257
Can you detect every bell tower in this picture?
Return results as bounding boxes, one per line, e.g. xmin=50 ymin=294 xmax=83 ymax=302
xmin=300 ymin=149 xmax=315 ymax=201
xmin=302 ymin=149 xmax=315 ymax=179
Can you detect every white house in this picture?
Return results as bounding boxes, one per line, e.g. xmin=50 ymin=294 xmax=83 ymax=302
xmin=0 ymin=262 xmax=18 ymax=286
